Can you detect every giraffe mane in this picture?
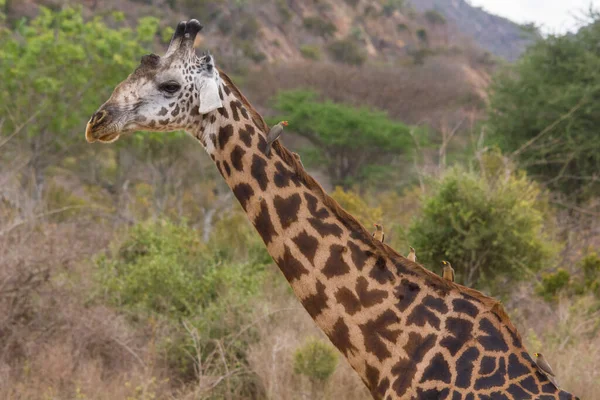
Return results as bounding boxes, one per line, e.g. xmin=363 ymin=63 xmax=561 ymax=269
xmin=217 ymin=68 xmax=520 ymax=341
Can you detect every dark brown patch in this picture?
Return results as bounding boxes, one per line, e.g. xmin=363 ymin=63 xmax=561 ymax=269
xmin=474 ymin=356 xmax=506 ymax=389
xmin=322 ymin=244 xmax=351 ymax=278
xmin=348 ymin=241 xmax=370 ymax=271
xmin=370 ymin=256 xmax=395 ymax=284
xmin=304 ymin=193 xmax=329 ymax=219
xmin=251 ymin=154 xmax=269 ymax=191
xmin=222 ymin=160 xmax=231 ymax=177
xmin=159 ymin=119 xmax=170 ymax=125
xmin=440 ymin=317 xmax=474 ymax=356
xmin=478 ymin=318 xmax=509 ymax=352
xmin=455 ymin=347 xmax=479 ymax=388
xmin=420 ymin=353 xmax=452 ymax=384
xmin=394 ymin=279 xmax=421 ymax=312
xmin=422 ymin=295 xmax=448 ymax=313
xmin=273 ymin=161 xmax=302 ymax=188
xmin=215 ymin=160 xmax=224 ymax=178
xmin=157 ymin=107 xmax=168 ymax=116
xmin=391 ymin=333 xmax=436 ymax=396
xmin=230 ymin=145 xmax=246 ymax=172
xmin=406 ymin=304 xmax=441 ymax=330
xmin=452 ymin=298 xmax=479 ymax=318
xmin=190 ymin=105 xmax=200 ymax=116
xmin=359 ymin=310 xmax=401 ymax=361
xmin=277 ymin=245 xmax=309 ymax=282
xmin=238 ymin=125 xmax=254 ymax=147
xmin=230 ymin=100 xmax=241 ymax=121
xmin=356 ymin=277 xmax=388 ymax=307
xmin=301 ymin=281 xmax=329 ymax=319
xmin=171 ymin=104 xmax=180 ymax=117
xmin=254 ymin=200 xmax=277 ymax=245
xmin=217 ymin=107 xmax=229 ymax=118
xmin=366 ymin=363 xmax=390 ymax=399
xmin=218 ymin=85 xmax=224 ymax=101
xmin=507 ymin=354 xmax=531 ymax=379
xmin=335 ymin=287 xmax=361 ymax=315
xmin=273 ymin=193 xmax=301 ymax=229
xmin=292 ymin=231 xmax=319 ymax=264
xmin=232 ymin=183 xmax=254 ymax=211
xmin=308 ymin=218 xmax=343 ymax=238
xmin=218 ymin=124 xmax=234 ymax=150
xmin=328 ymin=317 xmax=357 ymax=356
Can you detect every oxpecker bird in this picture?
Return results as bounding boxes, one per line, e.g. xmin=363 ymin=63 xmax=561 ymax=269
xmin=534 ymin=353 xmax=560 ymax=388
xmin=372 ymin=224 xmax=385 ymax=243
xmin=407 ymin=246 xmax=416 ymax=262
xmin=265 ymin=120 xmax=288 ymax=156
xmin=441 ymin=260 xmax=455 ymax=282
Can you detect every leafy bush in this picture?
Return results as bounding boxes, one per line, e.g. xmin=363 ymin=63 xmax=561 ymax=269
xmin=293 ymin=338 xmax=338 ymax=382
xmin=536 ymin=269 xmax=571 ymax=302
xmin=327 ymin=38 xmax=366 ymax=66
xmin=303 ymin=16 xmax=337 ymax=38
xmin=382 ymin=0 xmax=405 ymax=17
xmin=581 ymin=253 xmax=600 ymax=295
xmin=416 ymin=28 xmax=428 ymax=43
xmin=96 ymin=219 xmax=269 ymax=381
xmin=300 ymin=44 xmax=322 ymax=60
xmin=424 ymin=10 xmax=446 ymax=25
xmin=238 ymin=14 xmax=262 ymax=39
xmin=331 ymin=187 xmax=383 ymax=227
xmin=408 ymin=150 xmax=556 ymax=289
xmin=396 ymin=23 xmax=409 ymax=32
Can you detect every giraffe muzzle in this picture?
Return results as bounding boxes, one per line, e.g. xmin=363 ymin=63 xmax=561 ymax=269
xmin=85 ymin=109 xmax=120 ymax=143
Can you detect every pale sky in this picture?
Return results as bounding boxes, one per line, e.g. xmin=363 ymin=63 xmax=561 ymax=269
xmin=468 ymin=0 xmax=597 ymax=34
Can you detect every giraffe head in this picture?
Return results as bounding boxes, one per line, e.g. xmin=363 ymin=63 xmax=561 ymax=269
xmin=85 ymin=19 xmax=222 ymax=143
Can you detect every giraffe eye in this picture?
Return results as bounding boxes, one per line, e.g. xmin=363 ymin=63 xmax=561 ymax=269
xmin=158 ymin=81 xmax=181 ymax=94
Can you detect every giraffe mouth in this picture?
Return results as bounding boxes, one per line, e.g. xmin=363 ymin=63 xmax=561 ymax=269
xmin=96 ymin=131 xmax=121 ymax=143
xmin=85 ymin=121 xmax=122 ymax=144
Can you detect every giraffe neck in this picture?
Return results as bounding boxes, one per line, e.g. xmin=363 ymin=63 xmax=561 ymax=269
xmin=186 ymin=75 xmax=577 ymax=400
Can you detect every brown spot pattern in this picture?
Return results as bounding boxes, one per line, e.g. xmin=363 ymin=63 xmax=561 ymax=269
xmin=273 ymin=193 xmax=301 ymax=229
xmin=254 ymin=200 xmax=277 ymax=245
xmin=292 ymin=231 xmax=319 ymax=264
xmin=301 ymin=281 xmax=329 ymax=319
xmin=322 ymin=244 xmax=351 ymax=278
xmin=277 ymin=245 xmax=309 ymax=282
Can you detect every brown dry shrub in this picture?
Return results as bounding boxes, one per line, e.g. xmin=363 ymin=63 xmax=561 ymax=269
xmin=246 ymin=271 xmax=370 ymax=400
xmin=0 ymin=221 xmax=173 ymax=399
xmin=243 ymin=57 xmax=487 ymax=130
xmin=507 ymin=287 xmax=599 ymax=399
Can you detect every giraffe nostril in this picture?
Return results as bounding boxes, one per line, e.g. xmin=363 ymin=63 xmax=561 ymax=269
xmin=91 ymin=110 xmax=108 ymax=125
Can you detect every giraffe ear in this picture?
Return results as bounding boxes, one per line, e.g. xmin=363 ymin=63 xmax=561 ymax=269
xmin=197 ymin=73 xmax=222 ymax=114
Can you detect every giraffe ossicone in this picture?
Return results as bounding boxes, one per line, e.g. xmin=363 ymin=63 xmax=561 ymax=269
xmin=85 ymin=19 xmax=580 ymax=400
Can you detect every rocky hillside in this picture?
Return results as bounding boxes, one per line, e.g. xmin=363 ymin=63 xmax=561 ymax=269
xmin=407 ymin=0 xmax=538 ymax=61
xmin=8 ymin=0 xmax=530 ymax=66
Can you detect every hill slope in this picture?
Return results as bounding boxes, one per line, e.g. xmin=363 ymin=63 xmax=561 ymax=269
xmin=407 ymin=0 xmax=538 ymax=61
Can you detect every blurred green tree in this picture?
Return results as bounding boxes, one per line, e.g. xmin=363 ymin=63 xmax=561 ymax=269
xmin=269 ymin=90 xmax=422 ymax=187
xmin=0 ymin=7 xmax=159 ymax=202
xmin=487 ymin=14 xmax=600 ymax=199
xmin=293 ymin=338 xmax=338 ymax=398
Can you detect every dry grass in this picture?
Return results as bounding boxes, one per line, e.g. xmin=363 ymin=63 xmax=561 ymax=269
xmin=246 ymin=271 xmax=370 ymax=400
xmin=508 ymin=286 xmax=600 ymax=399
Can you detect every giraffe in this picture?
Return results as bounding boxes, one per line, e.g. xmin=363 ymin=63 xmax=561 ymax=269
xmin=85 ymin=20 xmax=579 ymax=400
